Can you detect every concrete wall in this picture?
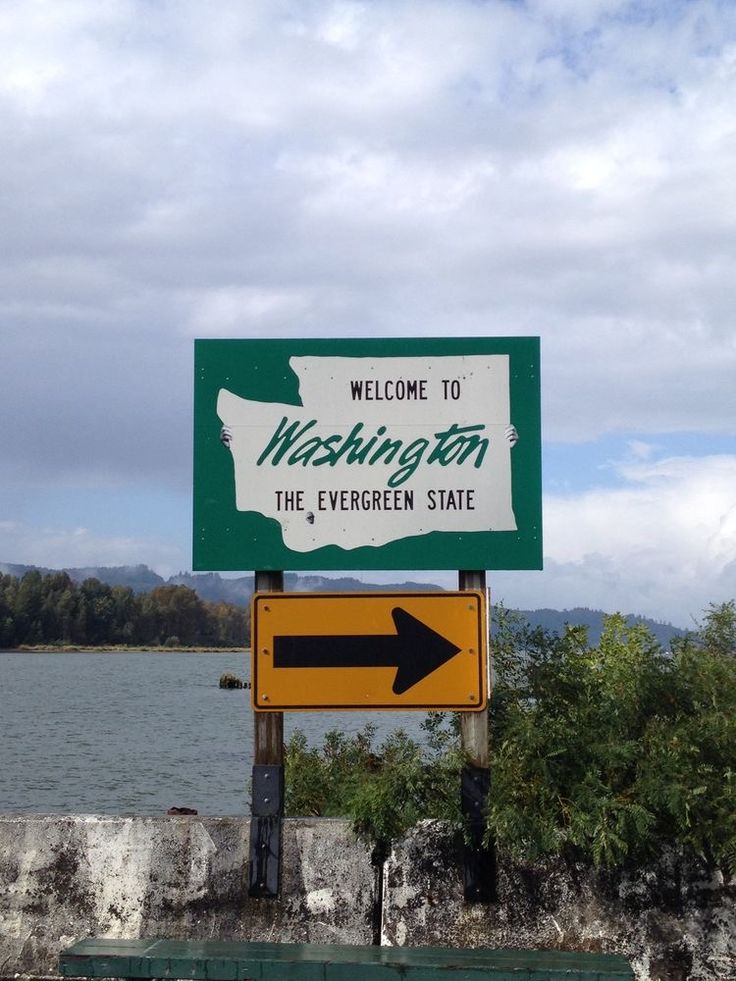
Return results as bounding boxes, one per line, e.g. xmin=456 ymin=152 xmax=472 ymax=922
xmin=1 ymin=815 xmax=734 ymax=981
xmin=382 ymin=821 xmax=736 ymax=981
xmin=0 ymin=816 xmax=375 ymax=978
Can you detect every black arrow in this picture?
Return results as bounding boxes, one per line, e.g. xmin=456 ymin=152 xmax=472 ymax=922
xmin=272 ymin=607 xmax=462 ymax=695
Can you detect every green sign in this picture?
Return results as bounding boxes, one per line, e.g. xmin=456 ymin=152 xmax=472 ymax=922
xmin=193 ymin=337 xmax=542 ymax=571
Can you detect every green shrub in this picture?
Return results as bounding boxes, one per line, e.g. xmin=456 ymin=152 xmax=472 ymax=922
xmin=487 ymin=604 xmax=736 ymax=871
xmin=284 ymin=719 xmax=464 ymax=848
xmin=282 ymin=602 xmax=736 ymax=873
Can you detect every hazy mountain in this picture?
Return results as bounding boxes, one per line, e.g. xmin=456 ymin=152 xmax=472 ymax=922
xmin=0 ymin=562 xmax=165 ymax=592
xmin=1 ymin=561 xmax=687 ymax=647
xmin=167 ymin=570 xmax=442 ymax=604
xmin=511 ymin=606 xmax=687 ymax=649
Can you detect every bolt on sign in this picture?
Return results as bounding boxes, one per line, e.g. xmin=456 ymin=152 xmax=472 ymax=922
xmin=193 ymin=337 xmax=542 ymax=571
xmin=251 ymin=591 xmax=488 ymax=711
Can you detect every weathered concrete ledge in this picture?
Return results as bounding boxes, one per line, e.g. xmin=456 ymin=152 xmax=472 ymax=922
xmin=382 ymin=821 xmax=736 ymax=981
xmin=1 ymin=816 xmax=734 ymax=981
xmin=0 ymin=815 xmax=375 ymax=978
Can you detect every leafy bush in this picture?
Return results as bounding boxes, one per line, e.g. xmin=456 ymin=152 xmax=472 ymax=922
xmin=283 ymin=602 xmax=736 ymax=873
xmin=487 ymin=605 xmax=736 ymax=871
xmin=284 ymin=719 xmax=464 ymax=848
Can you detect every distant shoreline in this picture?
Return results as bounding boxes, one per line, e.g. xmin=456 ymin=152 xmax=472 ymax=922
xmin=2 ymin=645 xmax=248 ymax=654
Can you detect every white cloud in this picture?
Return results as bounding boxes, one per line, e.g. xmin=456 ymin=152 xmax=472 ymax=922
xmin=0 ymin=520 xmax=185 ymax=579
xmin=491 ymin=453 xmax=736 ymax=626
xmin=185 ymin=286 xmax=317 ymax=335
xmin=548 ymin=455 xmax=736 ymax=566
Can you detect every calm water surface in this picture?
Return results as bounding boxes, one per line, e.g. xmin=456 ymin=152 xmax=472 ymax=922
xmin=0 ymin=651 xmax=424 ymax=815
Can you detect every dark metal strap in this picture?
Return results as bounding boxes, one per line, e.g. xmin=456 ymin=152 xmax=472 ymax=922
xmin=462 ymin=764 xmax=495 ymax=902
xmin=248 ymin=764 xmax=284 ymax=898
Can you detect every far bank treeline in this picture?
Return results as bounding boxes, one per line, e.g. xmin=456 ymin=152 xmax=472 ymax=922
xmin=0 ymin=571 xmax=250 ymax=649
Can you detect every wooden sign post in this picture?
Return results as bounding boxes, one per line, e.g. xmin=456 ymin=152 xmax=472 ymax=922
xmin=459 ymin=569 xmax=494 ymax=902
xmin=248 ymin=569 xmax=284 ymax=899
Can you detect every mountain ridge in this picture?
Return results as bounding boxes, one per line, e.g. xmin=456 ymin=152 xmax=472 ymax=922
xmin=0 ymin=561 xmax=687 ymax=647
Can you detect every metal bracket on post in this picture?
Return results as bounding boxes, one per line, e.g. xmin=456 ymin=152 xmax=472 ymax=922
xmin=461 ymin=764 xmax=495 ymax=902
xmin=248 ymin=764 xmax=284 ymax=898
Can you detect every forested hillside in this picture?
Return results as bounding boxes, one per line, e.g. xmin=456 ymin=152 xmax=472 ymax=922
xmin=0 ymin=570 xmax=248 ymax=648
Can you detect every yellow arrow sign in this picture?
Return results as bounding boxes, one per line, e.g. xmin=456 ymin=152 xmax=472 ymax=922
xmin=251 ymin=591 xmax=488 ymax=711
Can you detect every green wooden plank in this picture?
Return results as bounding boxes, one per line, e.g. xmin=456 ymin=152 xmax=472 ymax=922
xmin=59 ymin=939 xmax=633 ymax=981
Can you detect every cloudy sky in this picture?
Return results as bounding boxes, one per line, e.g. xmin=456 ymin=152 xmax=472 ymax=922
xmin=1 ymin=0 xmax=735 ymax=628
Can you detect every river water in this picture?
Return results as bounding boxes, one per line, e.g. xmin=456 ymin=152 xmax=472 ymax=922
xmin=0 ymin=650 xmax=427 ymax=815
